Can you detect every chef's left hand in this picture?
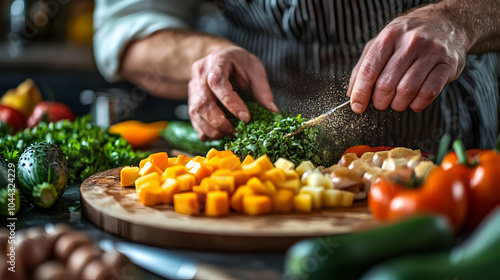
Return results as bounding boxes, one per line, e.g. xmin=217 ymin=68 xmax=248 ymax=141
xmin=347 ymin=3 xmax=469 ymax=113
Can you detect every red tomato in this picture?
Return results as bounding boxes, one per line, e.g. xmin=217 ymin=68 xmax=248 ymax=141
xmin=0 ymin=105 xmax=26 ymax=132
xmin=27 ymin=102 xmax=75 ymax=128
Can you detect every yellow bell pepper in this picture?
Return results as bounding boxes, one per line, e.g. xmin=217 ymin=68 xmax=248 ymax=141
xmin=1 ymin=79 xmax=42 ymax=118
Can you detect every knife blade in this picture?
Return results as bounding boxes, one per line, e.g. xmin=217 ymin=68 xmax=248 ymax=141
xmin=286 ymin=99 xmax=351 ymax=137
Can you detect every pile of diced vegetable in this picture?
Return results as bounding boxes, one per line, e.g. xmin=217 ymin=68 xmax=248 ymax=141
xmin=121 ymin=148 xmax=354 ymax=217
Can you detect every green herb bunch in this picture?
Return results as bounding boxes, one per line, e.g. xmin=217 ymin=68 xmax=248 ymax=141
xmin=0 ymin=115 xmax=149 ymax=184
xmin=223 ymin=103 xmax=320 ymax=165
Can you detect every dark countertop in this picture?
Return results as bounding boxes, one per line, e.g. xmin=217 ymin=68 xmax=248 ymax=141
xmin=15 ymin=165 xmax=285 ymax=280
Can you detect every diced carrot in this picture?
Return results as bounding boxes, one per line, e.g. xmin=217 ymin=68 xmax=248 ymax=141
xmin=205 ymin=191 xmax=229 ymax=217
xmin=206 ymin=148 xmax=219 ymax=160
xmin=174 ymin=192 xmax=200 ymax=215
xmin=271 ymin=189 xmax=295 ymax=213
xmin=188 ymin=162 xmax=213 ymax=183
xmin=232 ymin=170 xmax=251 ymax=187
xmin=161 ymin=166 xmax=188 ymax=182
xmin=241 ymin=155 xmax=254 ymax=165
xmin=120 ymin=166 xmax=140 ymax=187
xmin=217 ymin=150 xmax=235 ymax=158
xmin=175 ymin=155 xmax=191 ymax=166
xmin=139 ymin=158 xmax=149 ymax=169
xmin=177 ymin=173 xmax=196 ymax=191
xmin=135 ymin=172 xmax=161 ymax=190
xmin=219 ymin=155 xmax=241 ymax=171
xmin=160 ymin=178 xmax=180 ymax=204
xmin=148 ymin=152 xmax=170 ymax=172
xmin=259 ymin=168 xmax=286 ymax=186
xmin=253 ymin=155 xmax=274 ymax=172
xmin=242 ymin=195 xmax=271 ymax=215
xmin=230 ymin=186 xmax=254 ymax=212
xmin=137 ymin=182 xmax=162 ymax=206
xmin=139 ymin=161 xmax=163 ymax=177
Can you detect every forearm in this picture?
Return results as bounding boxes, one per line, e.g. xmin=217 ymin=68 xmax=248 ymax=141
xmin=119 ymin=29 xmax=234 ymax=99
xmin=437 ymin=0 xmax=500 ymax=54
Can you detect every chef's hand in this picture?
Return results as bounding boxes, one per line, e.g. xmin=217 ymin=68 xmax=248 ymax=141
xmin=347 ymin=3 xmax=468 ymax=113
xmin=188 ymin=45 xmax=278 ymax=140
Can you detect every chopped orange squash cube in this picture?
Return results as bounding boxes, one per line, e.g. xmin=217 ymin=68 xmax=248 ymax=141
xmin=271 ymin=189 xmax=295 ymax=213
xmin=188 ymin=162 xmax=213 ymax=183
xmin=185 ymin=156 xmax=206 ymax=169
xmin=135 ymin=172 xmax=161 ymax=190
xmin=139 ymin=158 xmax=149 ymax=169
xmin=137 ymin=182 xmax=162 ymax=206
xmin=241 ymin=161 xmax=261 ymax=176
xmin=230 ymin=186 xmax=254 ymax=212
xmin=210 ymin=176 xmax=235 ymax=193
xmin=160 ymin=178 xmax=180 ymax=204
xmin=139 ymin=161 xmax=163 ymax=176
xmin=206 ymin=148 xmax=219 ymax=160
xmin=177 ymin=173 xmax=196 ymax=191
xmin=247 ymin=177 xmax=275 ymax=195
xmin=219 ymin=155 xmax=241 ymax=171
xmin=293 ymin=193 xmax=312 ymax=212
xmin=277 ymin=179 xmax=302 ymax=193
xmin=232 ymin=170 xmax=251 ymax=187
xmin=205 ymin=156 xmax=221 ymax=169
xmin=217 ymin=150 xmax=235 ymax=158
xmin=175 ymin=155 xmax=191 ymax=166
xmin=168 ymin=157 xmax=177 ymax=165
xmin=283 ymin=169 xmax=300 ymax=181
xmin=242 ymin=195 xmax=271 ymax=215
xmin=161 ymin=166 xmax=188 ymax=182
xmin=174 ymin=192 xmax=200 ymax=215
xmin=241 ymin=155 xmax=254 ymax=165
xmin=120 ymin=166 xmax=140 ymax=187
xmin=193 ymin=185 xmax=207 ymax=195
xmin=148 ymin=152 xmax=170 ymax=172
xmin=205 ymin=191 xmax=229 ymax=217
xmin=260 ymin=168 xmax=286 ymax=186
xmin=253 ymin=155 xmax=274 ymax=172
xmin=212 ymin=169 xmax=232 ymax=176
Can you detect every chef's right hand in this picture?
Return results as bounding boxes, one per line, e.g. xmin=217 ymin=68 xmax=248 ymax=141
xmin=188 ymin=45 xmax=278 ymax=141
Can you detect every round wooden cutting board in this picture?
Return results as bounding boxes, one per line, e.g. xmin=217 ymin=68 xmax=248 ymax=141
xmin=81 ymin=167 xmax=379 ymax=251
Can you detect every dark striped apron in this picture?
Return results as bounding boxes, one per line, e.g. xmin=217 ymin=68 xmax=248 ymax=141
xmin=216 ymin=0 xmax=499 ymax=154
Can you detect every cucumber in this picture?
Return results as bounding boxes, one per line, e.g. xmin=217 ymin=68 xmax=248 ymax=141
xmin=283 ymin=215 xmax=454 ymax=280
xmin=361 ymin=208 xmax=500 ymax=280
xmin=16 ymin=142 xmax=68 ymax=208
xmin=0 ymin=157 xmax=20 ymax=216
xmin=161 ymin=121 xmax=223 ymax=155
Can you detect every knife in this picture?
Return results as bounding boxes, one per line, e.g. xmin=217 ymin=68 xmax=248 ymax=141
xmin=99 ymin=240 xmax=235 ymax=280
xmin=286 ymin=99 xmax=351 ymax=137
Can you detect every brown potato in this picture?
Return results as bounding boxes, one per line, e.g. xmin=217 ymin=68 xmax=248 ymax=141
xmin=67 ymin=244 xmax=102 ymax=278
xmin=81 ymin=259 xmax=112 ymax=280
xmin=32 ymin=261 xmax=72 ymax=280
xmin=54 ymin=232 xmax=92 ymax=261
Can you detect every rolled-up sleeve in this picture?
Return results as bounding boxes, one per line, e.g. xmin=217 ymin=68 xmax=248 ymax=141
xmin=93 ymin=0 xmax=200 ymax=81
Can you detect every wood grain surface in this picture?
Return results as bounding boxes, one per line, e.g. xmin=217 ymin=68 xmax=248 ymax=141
xmin=81 ymin=167 xmax=380 ymax=251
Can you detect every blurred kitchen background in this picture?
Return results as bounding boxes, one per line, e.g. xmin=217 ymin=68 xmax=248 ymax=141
xmin=0 ymin=0 xmax=499 ymax=126
xmin=0 ymin=0 xmax=188 ymax=126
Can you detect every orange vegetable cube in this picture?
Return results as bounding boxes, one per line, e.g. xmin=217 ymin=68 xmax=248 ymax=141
xmin=284 ymin=169 xmax=300 ymax=181
xmin=139 ymin=158 xmax=149 ymax=169
xmin=260 ymin=168 xmax=286 ymax=186
xmin=161 ymin=166 xmax=188 ymax=182
xmin=175 ymin=155 xmax=191 ymax=166
xmin=206 ymin=148 xmax=219 ymax=160
xmin=177 ymin=173 xmax=196 ymax=191
xmin=271 ymin=189 xmax=295 ymax=213
xmin=230 ymin=186 xmax=255 ymax=212
xmin=160 ymin=178 xmax=180 ymax=204
xmin=120 ymin=166 xmax=140 ymax=187
xmin=254 ymin=155 xmax=274 ymax=172
xmin=148 ymin=152 xmax=170 ymax=172
xmin=277 ymin=179 xmax=302 ymax=193
xmin=137 ymin=182 xmax=162 ymax=206
xmin=185 ymin=156 xmax=206 ymax=169
xmin=217 ymin=150 xmax=235 ymax=158
xmin=242 ymin=195 xmax=271 ymax=215
xmin=174 ymin=192 xmax=200 ymax=215
xmin=168 ymin=157 xmax=177 ymax=165
xmin=193 ymin=185 xmax=207 ymax=195
xmin=139 ymin=161 xmax=163 ymax=176
xmin=210 ymin=175 xmax=235 ymax=193
xmin=212 ymin=169 xmax=232 ymax=176
xmin=135 ymin=172 xmax=161 ymax=190
xmin=241 ymin=161 xmax=261 ymax=176
xmin=188 ymin=162 xmax=213 ymax=183
xmin=219 ymin=155 xmax=241 ymax=171
xmin=247 ymin=177 xmax=275 ymax=195
xmin=293 ymin=194 xmax=312 ymax=212
xmin=241 ymin=155 xmax=254 ymax=165
xmin=205 ymin=191 xmax=229 ymax=217
xmin=232 ymin=170 xmax=251 ymax=187
xmin=205 ymin=156 xmax=221 ymax=169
